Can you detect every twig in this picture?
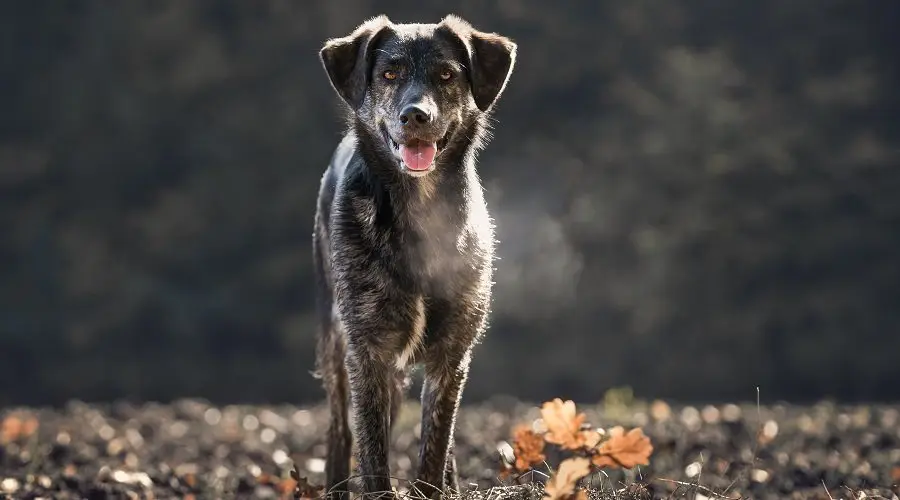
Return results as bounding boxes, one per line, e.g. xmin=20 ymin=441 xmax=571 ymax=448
xmin=821 ymin=480 xmax=834 ymax=500
xmin=722 ymin=387 xmax=764 ymax=497
xmin=654 ymin=478 xmax=736 ymax=499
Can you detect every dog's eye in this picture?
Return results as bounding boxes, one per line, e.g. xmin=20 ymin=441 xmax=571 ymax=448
xmin=383 ymin=70 xmax=398 ymax=81
xmin=439 ymin=70 xmax=453 ymax=81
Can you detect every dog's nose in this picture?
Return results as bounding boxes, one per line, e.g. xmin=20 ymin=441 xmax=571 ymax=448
xmin=398 ymin=105 xmax=432 ymax=126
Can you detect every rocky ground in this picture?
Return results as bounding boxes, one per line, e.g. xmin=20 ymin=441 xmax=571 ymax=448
xmin=1 ymin=396 xmax=899 ymax=499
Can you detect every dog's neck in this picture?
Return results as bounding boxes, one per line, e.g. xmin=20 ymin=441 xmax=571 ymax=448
xmin=343 ymin=121 xmax=490 ymax=240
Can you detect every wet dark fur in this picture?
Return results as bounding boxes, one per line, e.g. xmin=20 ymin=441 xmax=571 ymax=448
xmin=313 ymin=14 xmax=516 ymax=500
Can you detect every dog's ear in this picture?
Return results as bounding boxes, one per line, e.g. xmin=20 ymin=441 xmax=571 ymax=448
xmin=320 ymin=15 xmax=393 ymax=110
xmin=439 ymin=15 xmax=517 ymax=112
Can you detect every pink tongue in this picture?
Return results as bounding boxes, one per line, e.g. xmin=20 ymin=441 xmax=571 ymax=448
xmin=399 ymin=143 xmax=437 ymax=171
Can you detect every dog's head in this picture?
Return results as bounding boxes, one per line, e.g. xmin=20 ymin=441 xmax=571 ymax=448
xmin=320 ymin=15 xmax=516 ymax=177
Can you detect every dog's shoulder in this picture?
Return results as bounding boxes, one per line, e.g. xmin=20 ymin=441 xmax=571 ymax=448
xmin=324 ymin=132 xmax=357 ymax=188
xmin=330 ymin=132 xmax=356 ymax=178
xmin=318 ymin=132 xmax=359 ymax=210
xmin=316 ymin=134 xmax=358 ymax=244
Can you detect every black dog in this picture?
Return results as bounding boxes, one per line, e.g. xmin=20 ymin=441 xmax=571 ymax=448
xmin=313 ymin=14 xmax=516 ymax=499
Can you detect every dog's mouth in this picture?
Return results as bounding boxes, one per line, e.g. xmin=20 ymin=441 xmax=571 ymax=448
xmin=382 ymin=124 xmax=452 ymax=176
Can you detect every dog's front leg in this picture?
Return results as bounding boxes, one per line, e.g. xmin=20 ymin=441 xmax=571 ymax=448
xmin=345 ymin=345 xmax=394 ymax=497
xmin=415 ymin=346 xmax=473 ymax=498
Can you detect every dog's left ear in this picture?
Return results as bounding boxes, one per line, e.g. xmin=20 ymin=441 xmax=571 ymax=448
xmin=320 ymin=15 xmax=393 ymax=110
xmin=439 ymin=15 xmax=517 ymax=112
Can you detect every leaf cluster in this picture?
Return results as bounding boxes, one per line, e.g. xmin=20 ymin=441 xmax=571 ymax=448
xmin=500 ymin=399 xmax=653 ymax=500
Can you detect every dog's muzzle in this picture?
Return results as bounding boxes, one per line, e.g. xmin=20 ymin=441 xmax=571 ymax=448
xmin=381 ymin=123 xmax=452 ymax=177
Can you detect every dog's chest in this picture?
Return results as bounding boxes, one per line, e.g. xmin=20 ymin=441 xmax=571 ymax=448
xmin=344 ymin=186 xmax=490 ymax=292
xmin=400 ymin=208 xmax=480 ymax=289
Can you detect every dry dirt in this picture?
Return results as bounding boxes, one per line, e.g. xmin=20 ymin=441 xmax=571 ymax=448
xmin=2 ymin=397 xmax=899 ymax=499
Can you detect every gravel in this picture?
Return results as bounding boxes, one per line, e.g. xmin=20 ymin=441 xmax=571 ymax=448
xmin=2 ymin=397 xmax=899 ymax=499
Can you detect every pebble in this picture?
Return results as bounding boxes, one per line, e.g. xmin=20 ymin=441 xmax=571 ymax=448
xmin=681 ymin=406 xmax=702 ymax=431
xmin=272 ymin=449 xmax=289 ymax=466
xmin=242 ymin=415 xmax=259 ymax=432
xmin=685 ymin=461 xmax=702 ymax=478
xmin=1 ymin=478 xmax=20 ymax=493
xmin=751 ymin=468 xmax=770 ymax=482
xmin=700 ymin=405 xmax=720 ymax=424
xmin=721 ymin=403 xmax=741 ymax=422
xmin=305 ymin=457 xmax=326 ymax=474
xmin=260 ymin=427 xmax=277 ymax=444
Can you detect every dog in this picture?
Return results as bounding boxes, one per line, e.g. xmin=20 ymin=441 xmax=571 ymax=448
xmin=312 ymin=14 xmax=516 ymax=499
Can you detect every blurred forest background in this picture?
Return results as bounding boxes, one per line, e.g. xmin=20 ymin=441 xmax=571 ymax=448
xmin=1 ymin=1 xmax=898 ymax=407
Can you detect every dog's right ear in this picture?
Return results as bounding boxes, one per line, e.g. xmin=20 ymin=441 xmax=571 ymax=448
xmin=320 ymin=15 xmax=392 ymax=110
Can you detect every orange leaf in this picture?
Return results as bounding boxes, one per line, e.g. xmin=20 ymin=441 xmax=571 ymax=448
xmin=289 ymin=467 xmax=324 ymax=499
xmin=511 ymin=424 xmax=546 ymax=471
xmin=295 ymin=476 xmax=324 ymax=499
xmin=498 ymin=464 xmax=515 ymax=480
xmin=276 ymin=478 xmax=298 ymax=498
xmin=581 ymin=429 xmax=603 ymax=449
xmin=1 ymin=414 xmax=39 ymax=444
xmin=541 ymin=399 xmax=589 ymax=450
xmin=590 ymin=454 xmax=619 ymax=469
xmin=22 ymin=417 xmax=39 ymax=437
xmin=543 ymin=457 xmax=591 ymax=500
xmin=591 ymin=426 xmax=653 ymax=469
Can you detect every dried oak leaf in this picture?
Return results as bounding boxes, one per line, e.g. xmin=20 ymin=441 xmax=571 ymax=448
xmin=498 ymin=464 xmax=515 ymax=480
xmin=512 ymin=424 xmax=547 ymax=471
xmin=591 ymin=426 xmax=653 ymax=469
xmin=295 ymin=477 xmax=324 ymax=499
xmin=541 ymin=399 xmax=593 ymax=450
xmin=276 ymin=477 xmax=298 ymax=498
xmin=290 ymin=466 xmax=324 ymax=499
xmin=581 ymin=429 xmax=603 ymax=449
xmin=543 ymin=457 xmax=591 ymax=500
xmin=0 ymin=414 xmax=39 ymax=444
